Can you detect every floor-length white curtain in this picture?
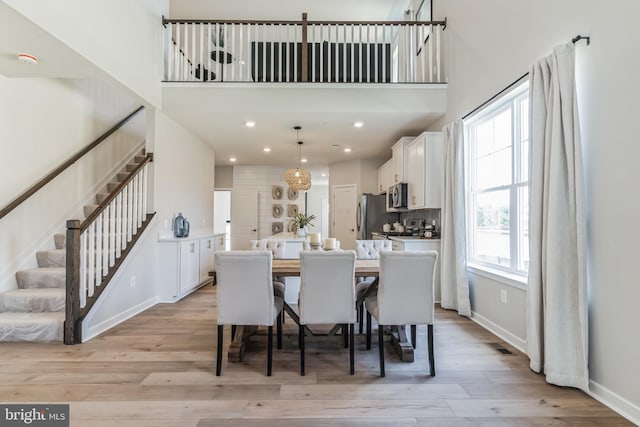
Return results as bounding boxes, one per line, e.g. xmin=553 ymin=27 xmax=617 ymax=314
xmin=527 ymin=43 xmax=588 ymax=391
xmin=440 ymin=120 xmax=471 ymax=316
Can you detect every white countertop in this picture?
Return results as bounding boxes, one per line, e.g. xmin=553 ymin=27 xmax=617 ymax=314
xmin=157 ymin=229 xmax=223 ymax=242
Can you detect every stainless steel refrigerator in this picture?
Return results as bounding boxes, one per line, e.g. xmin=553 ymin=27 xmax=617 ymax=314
xmin=356 ymin=194 xmax=398 ymax=240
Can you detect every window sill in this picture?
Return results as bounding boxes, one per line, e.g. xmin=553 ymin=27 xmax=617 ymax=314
xmin=467 ymin=263 xmax=528 ymax=290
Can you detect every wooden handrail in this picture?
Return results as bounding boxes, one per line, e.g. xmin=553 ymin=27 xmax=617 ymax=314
xmin=0 ymin=106 xmax=145 ymax=221
xmin=162 ymin=16 xmax=447 ymax=27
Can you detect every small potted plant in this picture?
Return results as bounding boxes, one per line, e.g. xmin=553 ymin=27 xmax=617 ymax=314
xmin=292 ymin=213 xmax=316 ymax=237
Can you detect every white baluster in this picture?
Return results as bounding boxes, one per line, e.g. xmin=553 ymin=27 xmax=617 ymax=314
xmin=190 ymin=23 xmax=196 ymax=81
xmin=381 ymin=25 xmax=386 ymax=83
xmin=102 ymin=207 xmax=109 ymax=276
xmin=230 ymin=23 xmax=236 ymax=81
xmin=174 ymin=23 xmax=180 ymax=81
xmin=262 ymin=24 xmax=267 ymax=82
xmin=127 ymin=182 xmax=133 ymax=242
xmin=239 ymin=23 xmax=245 ymax=81
xmin=109 ymin=198 xmax=116 ymax=267
xmin=116 ymin=191 xmax=123 ymax=255
xmin=95 ymin=214 xmax=102 ymax=287
xmin=436 ymin=24 xmax=441 ymax=82
xmin=88 ymin=222 xmax=95 ymax=297
xmin=207 ymin=23 xmax=212 ymax=81
xmin=428 ymin=25 xmax=434 ymax=83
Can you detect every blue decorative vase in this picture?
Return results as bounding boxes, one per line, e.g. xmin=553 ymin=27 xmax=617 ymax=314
xmin=173 ymin=212 xmax=189 ymax=238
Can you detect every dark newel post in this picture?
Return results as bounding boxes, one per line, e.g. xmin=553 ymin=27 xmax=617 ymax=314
xmin=64 ymin=220 xmax=82 ymax=345
xmin=301 ymin=13 xmax=308 ymax=82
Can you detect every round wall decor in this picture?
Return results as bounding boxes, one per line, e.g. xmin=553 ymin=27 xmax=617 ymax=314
xmin=272 ymin=204 xmax=283 ymax=218
xmin=287 ymin=188 xmax=299 ymax=200
xmin=272 ymin=222 xmax=284 ymax=234
xmin=287 ymin=204 xmax=299 ymax=217
xmin=272 ymin=185 xmax=283 ymax=200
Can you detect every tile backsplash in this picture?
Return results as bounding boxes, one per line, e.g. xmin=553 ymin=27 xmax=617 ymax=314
xmin=399 ymin=208 xmax=441 ymax=231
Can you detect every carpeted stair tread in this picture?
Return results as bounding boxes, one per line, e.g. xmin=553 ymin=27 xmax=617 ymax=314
xmin=54 ymin=234 xmax=66 ymax=249
xmin=36 ymin=249 xmax=66 ymax=268
xmin=16 ymin=267 xmax=65 ymax=289
xmin=0 ymin=312 xmax=64 ymax=342
xmin=0 ymin=288 xmax=65 ymax=312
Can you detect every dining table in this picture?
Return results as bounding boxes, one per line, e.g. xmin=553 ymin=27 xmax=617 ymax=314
xmin=213 ymin=258 xmax=417 ymax=363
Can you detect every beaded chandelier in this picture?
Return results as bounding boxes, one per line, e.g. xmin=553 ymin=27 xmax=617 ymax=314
xmin=284 ymin=126 xmax=312 ymax=191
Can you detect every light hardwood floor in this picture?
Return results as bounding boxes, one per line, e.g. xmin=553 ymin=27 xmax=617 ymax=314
xmin=0 ymin=285 xmax=631 ymax=426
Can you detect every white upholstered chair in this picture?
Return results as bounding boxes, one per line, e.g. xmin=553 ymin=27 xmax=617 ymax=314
xmin=249 ymin=240 xmax=287 ymax=298
xmin=215 ymin=250 xmax=284 ymax=376
xmin=354 ymin=240 xmax=392 ymax=333
xmin=364 ymin=251 xmax=438 ymax=377
xmin=298 ymin=250 xmax=357 ymax=375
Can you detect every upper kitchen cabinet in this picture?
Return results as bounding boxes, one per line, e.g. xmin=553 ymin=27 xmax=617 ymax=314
xmin=391 ymin=136 xmax=415 ymax=184
xmin=377 ymin=159 xmax=393 ymax=194
xmin=407 ymin=132 xmax=444 ymax=209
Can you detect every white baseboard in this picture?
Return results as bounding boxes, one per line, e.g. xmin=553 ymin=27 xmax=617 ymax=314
xmin=82 ymin=296 xmax=158 ymax=342
xmin=589 ymin=380 xmax=640 ymax=425
xmin=469 ymin=310 xmax=526 ymax=353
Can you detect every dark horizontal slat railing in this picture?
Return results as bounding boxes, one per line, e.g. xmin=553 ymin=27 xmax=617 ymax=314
xmin=162 ymin=16 xmax=447 ymax=27
xmin=0 ymin=106 xmax=145 ymax=221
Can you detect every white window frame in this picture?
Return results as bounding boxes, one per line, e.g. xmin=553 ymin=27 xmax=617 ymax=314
xmin=464 ymin=80 xmax=529 ymax=279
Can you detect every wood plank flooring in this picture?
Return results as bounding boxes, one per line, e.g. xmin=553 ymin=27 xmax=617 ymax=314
xmin=0 ymin=285 xmax=631 ymax=426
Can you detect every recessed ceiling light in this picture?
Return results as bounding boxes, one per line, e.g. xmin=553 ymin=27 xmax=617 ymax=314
xmin=17 ymin=53 xmax=38 ymax=64
xmin=301 ymin=158 xmax=308 ymax=163
xmin=245 ymin=121 xmax=255 ymax=128
xmin=353 ymin=121 xmax=364 ymax=128
xmin=344 ymin=148 xmax=352 ymax=153
xmin=229 ymin=157 xmax=237 ymax=162
xmin=263 ymin=147 xmax=271 ymax=152
xmin=321 ymin=173 xmax=327 ymax=177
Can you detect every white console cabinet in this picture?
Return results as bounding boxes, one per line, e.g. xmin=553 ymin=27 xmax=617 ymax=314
xmin=158 ymin=232 xmax=223 ymax=302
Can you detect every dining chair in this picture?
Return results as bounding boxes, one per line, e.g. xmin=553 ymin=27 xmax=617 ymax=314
xmin=215 ymin=250 xmax=284 ymax=376
xmin=364 ymin=251 xmax=438 ymax=377
xmin=298 ymin=250 xmax=357 ymax=376
xmin=249 ymin=240 xmax=287 ymax=298
xmin=355 ymin=239 xmax=392 ymax=333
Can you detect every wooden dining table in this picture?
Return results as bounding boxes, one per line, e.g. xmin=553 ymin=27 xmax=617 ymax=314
xmin=216 ymin=258 xmax=416 ymax=363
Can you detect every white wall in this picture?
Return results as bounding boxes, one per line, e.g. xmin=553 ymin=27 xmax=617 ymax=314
xmin=305 ymin=184 xmax=328 ymax=238
xmin=153 ymin=110 xmax=215 ymax=235
xmin=233 ymin=166 xmax=303 ymax=240
xmin=0 ymin=76 xmax=142 ymax=292
xmin=435 ymin=0 xmax=640 ymax=420
xmin=3 ymin=0 xmax=168 ymax=107
xmin=214 ymin=166 xmax=233 ymax=189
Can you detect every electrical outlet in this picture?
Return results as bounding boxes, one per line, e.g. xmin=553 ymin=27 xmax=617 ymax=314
xmin=500 ymin=289 xmax=507 ymax=304
xmin=130 ymin=276 xmax=136 ymax=288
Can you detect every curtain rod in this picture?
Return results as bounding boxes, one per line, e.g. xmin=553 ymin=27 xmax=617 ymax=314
xmin=461 ymin=72 xmax=529 ymax=120
xmin=462 ymin=34 xmax=590 ymax=121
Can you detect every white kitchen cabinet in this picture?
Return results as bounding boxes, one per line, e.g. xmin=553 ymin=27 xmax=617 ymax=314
xmin=377 ymin=159 xmax=393 ymax=194
xmin=391 ymin=136 xmax=414 ymax=184
xmin=157 ymin=232 xmax=217 ymax=302
xmin=199 ymin=237 xmax=216 ymax=284
xmin=180 ymin=240 xmax=201 ymax=295
xmin=214 ymin=233 xmax=226 ymax=252
xmin=390 ymin=237 xmax=441 ymax=302
xmin=406 ymin=132 xmax=444 ymax=209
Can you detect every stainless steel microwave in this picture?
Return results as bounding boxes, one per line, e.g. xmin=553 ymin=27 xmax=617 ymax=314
xmin=388 ymin=183 xmax=408 ymax=209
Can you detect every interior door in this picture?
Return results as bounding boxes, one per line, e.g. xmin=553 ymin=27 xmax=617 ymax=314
xmin=332 ymin=184 xmax=358 ymax=250
xmin=230 ymin=189 xmax=258 ymax=249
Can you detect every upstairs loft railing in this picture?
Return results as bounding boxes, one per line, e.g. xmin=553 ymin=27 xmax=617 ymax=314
xmin=162 ymin=14 xmax=447 ymax=84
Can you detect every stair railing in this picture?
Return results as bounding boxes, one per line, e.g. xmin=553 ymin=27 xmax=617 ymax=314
xmin=65 ymin=153 xmax=155 ymax=344
xmin=162 ymin=14 xmax=447 ymax=84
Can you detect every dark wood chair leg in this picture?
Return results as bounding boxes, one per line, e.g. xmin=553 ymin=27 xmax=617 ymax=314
xmin=349 ymin=323 xmax=355 ymax=375
xmin=378 ymin=324 xmax=385 ymax=377
xmin=216 ymin=324 xmax=223 ymax=376
xmin=231 ymin=324 xmax=237 ymax=340
xmin=428 ymin=324 xmax=435 ymax=377
xmin=267 ymin=325 xmax=273 ymax=376
xmin=299 ymin=324 xmax=305 ymax=376
xmin=358 ymin=303 xmax=364 ymax=334
xmin=277 ymin=313 xmax=283 ymax=350
xmin=411 ymin=324 xmax=417 ymax=349
xmin=366 ymin=311 xmax=372 ymax=350
xmin=343 ymin=324 xmax=348 ymax=348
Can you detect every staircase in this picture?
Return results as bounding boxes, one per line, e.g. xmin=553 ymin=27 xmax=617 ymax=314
xmin=0 ymin=153 xmax=148 ymax=342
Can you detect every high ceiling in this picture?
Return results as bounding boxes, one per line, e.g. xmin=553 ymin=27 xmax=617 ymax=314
xmin=165 ymin=0 xmax=446 ymax=170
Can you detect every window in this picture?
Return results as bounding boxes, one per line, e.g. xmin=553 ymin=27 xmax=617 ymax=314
xmin=465 ymin=81 xmax=529 ymax=276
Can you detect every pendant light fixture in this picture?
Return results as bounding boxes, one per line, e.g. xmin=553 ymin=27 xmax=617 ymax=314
xmin=284 ymin=126 xmax=312 ymax=191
